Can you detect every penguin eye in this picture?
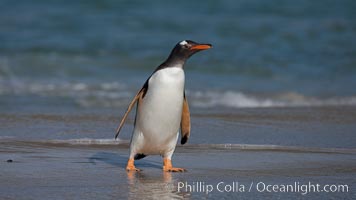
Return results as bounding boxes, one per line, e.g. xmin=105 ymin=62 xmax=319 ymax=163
xmin=179 ymin=40 xmax=190 ymax=49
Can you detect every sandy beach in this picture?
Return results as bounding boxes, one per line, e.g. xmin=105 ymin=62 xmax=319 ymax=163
xmin=1 ymin=106 xmax=355 ymax=199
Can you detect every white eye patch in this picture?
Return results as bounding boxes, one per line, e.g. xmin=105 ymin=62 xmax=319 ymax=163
xmin=179 ymin=40 xmax=188 ymax=46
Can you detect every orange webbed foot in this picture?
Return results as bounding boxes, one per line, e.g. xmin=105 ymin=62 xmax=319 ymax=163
xmin=163 ymin=158 xmax=186 ymax=172
xmin=126 ymin=158 xmax=141 ymax=171
xmin=163 ymin=167 xmax=187 ymax=172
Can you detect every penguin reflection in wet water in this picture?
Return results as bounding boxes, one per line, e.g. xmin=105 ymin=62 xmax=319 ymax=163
xmin=115 ymin=40 xmax=212 ymax=172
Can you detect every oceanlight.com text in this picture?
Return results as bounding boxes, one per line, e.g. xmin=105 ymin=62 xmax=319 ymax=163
xmin=176 ymin=181 xmax=349 ymax=195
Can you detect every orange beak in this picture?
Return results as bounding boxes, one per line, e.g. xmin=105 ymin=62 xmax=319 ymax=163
xmin=190 ymin=44 xmax=212 ymax=51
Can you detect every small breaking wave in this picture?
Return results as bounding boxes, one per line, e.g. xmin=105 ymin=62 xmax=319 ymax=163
xmin=1 ymin=138 xmax=355 ymax=154
xmin=0 ymin=138 xmax=129 ymax=150
xmin=45 ymin=138 xmax=129 ymax=145
xmin=188 ymin=90 xmax=356 ymax=108
xmin=183 ymin=144 xmax=356 ymax=154
xmin=1 ymin=80 xmax=356 ymax=108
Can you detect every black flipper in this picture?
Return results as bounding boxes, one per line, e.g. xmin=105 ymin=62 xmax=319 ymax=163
xmin=114 ymin=80 xmax=149 ymax=139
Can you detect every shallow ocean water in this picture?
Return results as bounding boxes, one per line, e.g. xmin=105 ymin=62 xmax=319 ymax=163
xmin=1 ymin=0 xmax=356 ymax=110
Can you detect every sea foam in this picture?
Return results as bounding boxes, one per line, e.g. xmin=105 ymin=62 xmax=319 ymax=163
xmin=1 ymin=80 xmax=356 ymax=108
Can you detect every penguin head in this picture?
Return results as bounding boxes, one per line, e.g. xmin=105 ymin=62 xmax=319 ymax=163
xmin=167 ymin=40 xmax=212 ymax=63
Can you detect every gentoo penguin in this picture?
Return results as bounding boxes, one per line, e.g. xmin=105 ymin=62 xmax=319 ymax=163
xmin=115 ymin=40 xmax=212 ymax=172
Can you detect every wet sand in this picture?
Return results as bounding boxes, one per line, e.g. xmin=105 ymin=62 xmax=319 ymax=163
xmin=1 ymin=140 xmax=355 ymax=199
xmin=1 ymin=106 xmax=356 ymax=199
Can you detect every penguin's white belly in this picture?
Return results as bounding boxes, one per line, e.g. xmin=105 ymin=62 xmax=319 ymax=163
xmin=132 ymin=67 xmax=185 ymax=155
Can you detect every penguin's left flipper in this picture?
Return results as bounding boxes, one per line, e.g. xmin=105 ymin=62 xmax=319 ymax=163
xmin=115 ymin=83 xmax=147 ymax=139
xmin=180 ymin=93 xmax=191 ymax=145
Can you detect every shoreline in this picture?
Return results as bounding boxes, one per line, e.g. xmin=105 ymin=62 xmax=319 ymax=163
xmin=1 ymin=105 xmax=355 ymax=199
xmin=1 ymin=139 xmax=355 ymax=199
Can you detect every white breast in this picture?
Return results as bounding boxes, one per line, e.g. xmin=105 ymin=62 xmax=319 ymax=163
xmin=133 ymin=67 xmax=185 ymax=155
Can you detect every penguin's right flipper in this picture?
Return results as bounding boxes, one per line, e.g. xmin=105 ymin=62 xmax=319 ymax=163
xmin=115 ymin=81 xmax=148 ymax=139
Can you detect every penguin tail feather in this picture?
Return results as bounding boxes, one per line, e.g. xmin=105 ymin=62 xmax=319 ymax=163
xmin=134 ymin=154 xmax=147 ymax=160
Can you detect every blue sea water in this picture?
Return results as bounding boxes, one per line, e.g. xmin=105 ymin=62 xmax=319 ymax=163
xmin=1 ymin=0 xmax=356 ymax=110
